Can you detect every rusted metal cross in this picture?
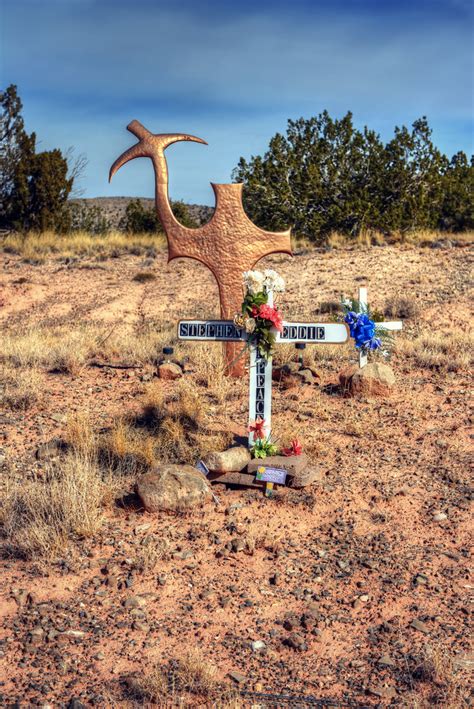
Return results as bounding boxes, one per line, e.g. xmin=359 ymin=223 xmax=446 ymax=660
xmin=109 ymin=121 xmax=292 ymax=375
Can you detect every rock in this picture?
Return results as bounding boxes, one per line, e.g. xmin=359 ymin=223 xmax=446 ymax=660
xmin=228 ymin=671 xmax=247 ymax=685
xmin=367 ymin=685 xmax=397 ymax=700
xmin=36 ymin=438 xmax=65 ymax=460
xmin=157 ymin=362 xmax=182 ymax=381
xmin=248 ymin=453 xmax=307 ymax=478
xmin=203 ymin=446 xmax=251 ymax=473
xmin=377 ymin=654 xmax=396 ymax=668
xmin=68 ymin=699 xmax=86 ymax=709
xmin=58 ymin=630 xmax=85 ymax=640
xmin=410 ymin=618 xmax=430 ymax=634
xmin=136 ymin=464 xmax=210 ymax=512
xmin=230 ymin=538 xmax=245 ymax=553
xmin=124 ymin=595 xmax=148 ymax=609
xmin=433 ymin=512 xmax=447 ymax=521
xmin=285 ymin=632 xmax=307 ymax=651
xmin=273 ymin=362 xmax=319 ymax=389
xmin=248 ymin=453 xmax=321 ymax=488
xmin=339 ymin=362 xmax=396 ymax=397
xmin=289 ymin=467 xmax=322 ymax=489
xmin=414 ymin=573 xmax=428 ymax=586
xmin=0 ymin=449 xmax=6 ymax=468
xmin=295 ymin=368 xmax=316 ymax=385
xmin=251 ymin=640 xmax=266 ymax=652
xmin=51 ymin=413 xmax=67 ymax=424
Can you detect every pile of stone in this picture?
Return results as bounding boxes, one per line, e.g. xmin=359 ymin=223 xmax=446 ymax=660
xmin=202 ymin=446 xmax=321 ymax=489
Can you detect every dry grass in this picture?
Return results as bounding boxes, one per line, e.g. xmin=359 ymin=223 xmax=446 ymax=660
xmin=99 ymin=420 xmax=157 ymax=476
xmin=0 ymin=319 xmax=180 ymax=372
xmin=0 ymin=327 xmax=97 ymax=373
xmin=132 ymin=270 xmax=157 ymax=283
xmin=3 ymin=230 xmax=470 ymax=264
xmin=323 ymin=229 xmax=474 ymax=249
xmin=398 ymin=331 xmax=473 ymax=371
xmin=1 ymin=230 xmax=165 ymax=261
xmin=405 ymin=644 xmax=468 ymax=708
xmin=0 ymin=451 xmax=116 ymax=559
xmin=384 ymin=295 xmax=420 ymax=320
xmin=125 ymin=650 xmax=236 ymax=706
xmin=0 ymin=365 xmax=42 ymax=410
xmin=192 ymin=343 xmax=237 ymax=405
xmin=136 ymin=380 xmax=233 ymax=464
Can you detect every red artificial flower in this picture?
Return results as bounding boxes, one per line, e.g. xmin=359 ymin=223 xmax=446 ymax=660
xmin=282 ymin=438 xmax=303 ymax=456
xmin=253 ymin=303 xmax=284 ymax=333
xmin=248 ymin=417 xmax=266 ymax=440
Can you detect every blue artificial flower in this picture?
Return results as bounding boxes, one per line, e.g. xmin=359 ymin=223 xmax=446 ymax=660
xmin=344 ymin=311 xmax=358 ymax=329
xmin=368 ymin=336 xmax=382 ymax=350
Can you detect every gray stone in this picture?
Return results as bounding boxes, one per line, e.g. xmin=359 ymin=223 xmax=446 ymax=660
xmin=377 ymin=654 xmax=396 ymax=667
xmin=251 ymin=640 xmax=266 ymax=652
xmin=410 ymin=618 xmax=430 ymax=634
xmin=228 ymin=671 xmax=247 ymax=685
xmin=203 ymin=446 xmax=251 ymax=473
xmin=136 ymin=464 xmax=210 ymax=512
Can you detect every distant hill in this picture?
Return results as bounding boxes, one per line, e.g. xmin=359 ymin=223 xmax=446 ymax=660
xmin=69 ymin=197 xmax=214 ymax=229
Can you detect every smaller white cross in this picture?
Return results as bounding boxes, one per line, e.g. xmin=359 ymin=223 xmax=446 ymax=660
xmin=357 ymin=286 xmax=403 ymax=368
xmin=178 ymin=289 xmax=349 ymax=448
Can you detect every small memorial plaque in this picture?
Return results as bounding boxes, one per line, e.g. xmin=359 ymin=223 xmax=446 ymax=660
xmin=255 ymin=465 xmax=287 ymax=485
xmin=196 ymin=460 xmax=210 ymax=476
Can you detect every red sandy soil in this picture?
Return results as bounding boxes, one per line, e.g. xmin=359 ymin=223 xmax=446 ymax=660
xmin=0 ymin=243 xmax=472 ymax=707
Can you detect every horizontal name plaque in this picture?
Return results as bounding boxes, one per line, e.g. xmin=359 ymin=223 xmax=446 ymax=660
xmin=277 ymin=322 xmax=349 ymax=344
xmin=178 ymin=320 xmax=245 ymax=341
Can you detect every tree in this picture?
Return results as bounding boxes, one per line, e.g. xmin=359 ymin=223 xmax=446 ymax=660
xmin=120 ymin=198 xmax=198 ymax=232
xmin=233 ymin=112 xmax=473 ymax=241
xmin=68 ymin=202 xmax=110 ymax=234
xmin=0 ymin=84 xmax=74 ymax=232
xmin=438 ymin=152 xmax=474 ymax=231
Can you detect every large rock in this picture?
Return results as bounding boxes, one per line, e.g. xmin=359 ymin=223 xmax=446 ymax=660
xmin=339 ymin=362 xmax=395 ymax=397
xmin=248 ymin=453 xmax=308 ymax=478
xmin=247 ymin=453 xmax=321 ymax=488
xmin=202 ymin=446 xmax=251 ymax=473
xmin=136 ymin=464 xmax=210 ymax=512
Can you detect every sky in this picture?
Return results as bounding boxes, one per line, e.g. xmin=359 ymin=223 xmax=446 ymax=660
xmin=1 ymin=0 xmax=473 ymax=205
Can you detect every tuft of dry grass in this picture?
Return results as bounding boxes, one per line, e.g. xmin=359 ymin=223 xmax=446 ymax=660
xmin=98 ymin=420 xmax=157 ymax=475
xmin=125 ymin=650 xmax=233 ymax=706
xmin=1 ymin=230 xmax=165 ymax=261
xmin=398 ymin=331 xmax=473 ymax=371
xmin=406 ymin=644 xmax=468 ymax=708
xmin=384 ymin=295 xmax=420 ymax=320
xmin=132 ymin=270 xmax=157 ymax=283
xmin=0 ymin=451 xmax=116 ymax=559
xmin=0 ymin=365 xmax=42 ymax=410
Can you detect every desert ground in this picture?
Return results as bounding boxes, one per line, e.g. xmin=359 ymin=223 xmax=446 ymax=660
xmin=0 ymin=233 xmax=472 ymax=707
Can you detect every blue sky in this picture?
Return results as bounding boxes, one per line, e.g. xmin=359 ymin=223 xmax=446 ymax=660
xmin=1 ymin=0 xmax=473 ymax=205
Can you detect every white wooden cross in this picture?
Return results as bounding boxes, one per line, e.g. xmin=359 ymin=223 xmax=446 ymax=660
xmin=357 ymin=286 xmax=403 ymax=368
xmin=178 ymin=289 xmax=349 ymax=448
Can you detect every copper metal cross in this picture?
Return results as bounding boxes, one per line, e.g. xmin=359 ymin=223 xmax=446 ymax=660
xmin=109 ymin=121 xmax=292 ymax=375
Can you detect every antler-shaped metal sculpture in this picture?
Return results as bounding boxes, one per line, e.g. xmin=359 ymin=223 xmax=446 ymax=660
xmin=110 ymin=121 xmax=292 ymax=375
